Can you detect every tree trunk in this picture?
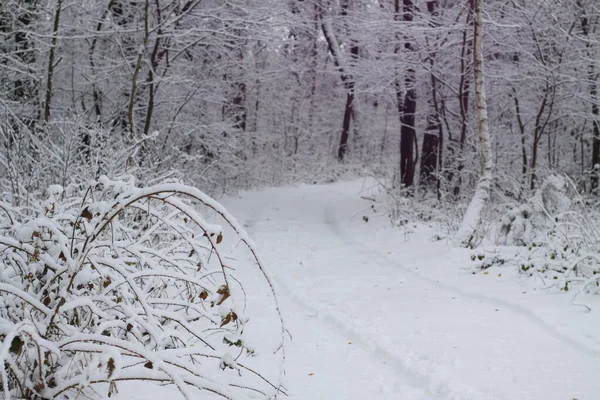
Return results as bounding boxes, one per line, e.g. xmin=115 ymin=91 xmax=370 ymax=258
xmin=421 ymin=0 xmax=442 ymax=189
xmin=128 ymin=0 xmax=151 ymax=140
xmin=453 ymin=0 xmax=474 ymax=197
xmin=511 ymin=87 xmax=528 ymax=183
xmin=529 ymin=82 xmax=554 ymax=190
xmin=339 ymin=89 xmax=354 ymax=160
xmin=9 ymin=0 xmax=40 ymax=119
xmin=455 ymin=0 xmax=493 ymax=248
xmin=232 ymin=82 xmax=247 ymax=131
xmin=43 ymin=0 xmax=63 ymax=123
xmin=307 ymin=2 xmax=320 ymax=142
xmin=394 ymin=0 xmax=417 ymax=187
xmin=400 ymin=82 xmax=416 ymax=187
xmin=338 ymin=42 xmax=359 ymax=161
xmin=320 ymin=4 xmax=358 ymax=162
xmin=420 ymin=130 xmax=439 ymax=185
xmin=142 ymin=0 xmax=163 ymax=137
xmin=578 ymin=0 xmax=600 ymax=192
xmin=591 ymin=81 xmax=600 ymax=192
xmin=337 ymin=0 xmax=359 ymax=161
xmin=88 ymin=2 xmax=113 ymax=121
xmin=398 ymin=0 xmax=416 ymax=187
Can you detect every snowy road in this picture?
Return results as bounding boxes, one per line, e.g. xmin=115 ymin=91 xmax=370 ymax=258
xmin=224 ymin=180 xmax=600 ymax=400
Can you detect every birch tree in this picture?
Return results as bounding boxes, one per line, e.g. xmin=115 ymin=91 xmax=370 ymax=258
xmin=455 ymin=0 xmax=493 ymax=248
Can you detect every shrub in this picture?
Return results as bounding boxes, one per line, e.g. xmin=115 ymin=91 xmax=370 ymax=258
xmin=0 ymin=176 xmax=285 ymax=399
xmin=498 ymin=175 xmax=571 ymax=246
xmin=498 ymin=176 xmax=600 ymax=295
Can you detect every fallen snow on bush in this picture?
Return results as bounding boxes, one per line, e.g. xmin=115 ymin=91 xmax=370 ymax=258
xmin=0 ymin=176 xmax=285 ymax=400
xmin=495 ymin=176 xmax=600 ymax=295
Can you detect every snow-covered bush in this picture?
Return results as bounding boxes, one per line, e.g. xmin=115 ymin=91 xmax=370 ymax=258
xmin=497 ymin=176 xmax=600 ymax=294
xmin=0 ymin=120 xmax=137 ymax=205
xmin=498 ymin=175 xmax=571 ymax=246
xmin=0 ymin=177 xmax=285 ymax=399
xmin=516 ymin=207 xmax=600 ymax=295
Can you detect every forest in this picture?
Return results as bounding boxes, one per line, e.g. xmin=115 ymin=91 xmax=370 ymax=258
xmin=0 ymin=0 xmax=599 ymax=399
xmin=1 ymin=0 xmax=598 ymax=197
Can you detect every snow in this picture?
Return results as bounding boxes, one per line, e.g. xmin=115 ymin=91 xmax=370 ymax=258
xmin=454 ymin=170 xmax=492 ymax=248
xmin=47 ymin=184 xmax=64 ymax=198
xmin=112 ymin=179 xmax=600 ymax=400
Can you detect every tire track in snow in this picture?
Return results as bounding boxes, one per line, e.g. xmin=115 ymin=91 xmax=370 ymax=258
xmin=323 ymin=204 xmax=600 ymax=361
xmin=241 ymin=206 xmax=480 ymax=400
xmin=316 ymin=206 xmax=510 ymax=400
xmin=270 ymin=263 xmax=500 ymax=400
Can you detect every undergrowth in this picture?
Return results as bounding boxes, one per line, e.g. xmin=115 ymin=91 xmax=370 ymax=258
xmin=0 ymin=176 xmax=285 ymax=400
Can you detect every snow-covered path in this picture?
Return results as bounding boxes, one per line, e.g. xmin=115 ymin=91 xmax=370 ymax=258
xmin=224 ymin=180 xmax=600 ymax=400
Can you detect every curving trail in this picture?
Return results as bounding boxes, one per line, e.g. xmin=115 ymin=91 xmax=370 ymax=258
xmin=224 ymin=180 xmax=600 ymax=400
xmin=324 ymin=203 xmax=600 ymax=360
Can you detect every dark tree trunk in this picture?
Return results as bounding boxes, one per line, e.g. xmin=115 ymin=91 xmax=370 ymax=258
xmin=222 ymin=70 xmax=247 ymax=132
xmin=105 ymin=0 xmax=143 ymax=137
xmin=511 ymin=87 xmax=528 ymax=183
xmin=453 ymin=0 xmax=474 ymax=197
xmin=232 ymin=82 xmax=247 ymax=131
xmin=44 ymin=0 xmax=63 ymax=123
xmin=422 ymin=0 xmax=442 ymax=190
xmin=142 ymin=0 xmax=163 ymax=137
xmin=420 ymin=130 xmax=439 ymax=185
xmin=88 ymin=1 xmax=120 ymax=122
xmin=339 ymin=89 xmax=354 ymax=160
xmin=396 ymin=0 xmax=416 ymax=187
xmin=400 ymin=80 xmax=416 ymax=186
xmin=337 ymin=42 xmax=359 ymax=161
xmin=592 ymin=84 xmax=600 ymax=191
xmin=529 ymin=82 xmax=554 ymax=190
xmin=579 ymin=3 xmax=600 ymax=191
xmin=10 ymin=0 xmax=39 ymax=116
xmin=320 ymin=0 xmax=359 ymax=161
xmin=336 ymin=0 xmax=359 ymax=161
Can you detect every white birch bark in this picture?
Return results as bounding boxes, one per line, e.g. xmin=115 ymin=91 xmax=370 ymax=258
xmin=454 ymin=0 xmax=494 ymax=248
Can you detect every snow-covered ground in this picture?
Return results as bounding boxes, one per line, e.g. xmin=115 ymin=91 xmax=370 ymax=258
xmin=221 ymin=179 xmax=600 ymax=400
xmin=109 ymin=179 xmax=599 ymax=400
